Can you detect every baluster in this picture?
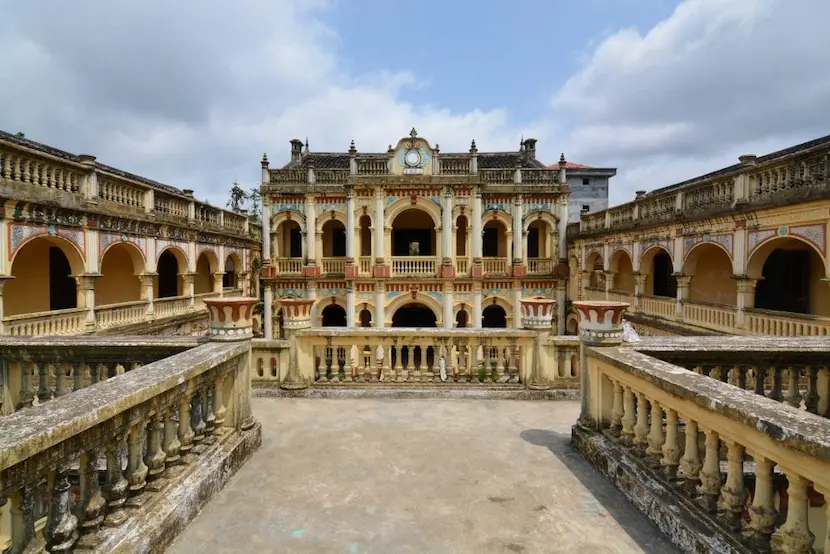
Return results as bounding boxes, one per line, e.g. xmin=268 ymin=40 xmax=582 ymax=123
xmin=769 ymin=366 xmax=783 ymax=402
xmin=17 ymin=361 xmax=35 ymax=409
xmin=735 ymin=365 xmax=747 ymax=390
xmin=620 ymin=386 xmax=636 ymax=445
xmin=632 ymin=393 xmax=649 ymax=456
xmin=362 ymin=345 xmax=372 ymax=382
xmin=125 ymin=422 xmax=148 ymax=499
xmin=77 ymin=447 xmax=106 ymax=542
xmin=786 ymin=366 xmax=803 ymax=408
xmin=697 ymin=428 xmax=721 ymax=512
xmin=163 ymin=407 xmax=182 ymax=466
xmin=406 ymin=345 xmax=416 ymax=382
xmin=419 ymin=344 xmax=429 ymax=381
xmin=679 ymin=419 xmax=701 ymax=496
xmin=102 ymin=436 xmax=129 ymax=526
xmin=53 ymin=364 xmax=67 ymax=397
xmin=38 ymin=362 xmax=52 ymax=403
xmin=609 ymin=380 xmax=623 ymax=436
xmin=495 ymin=346 xmax=506 ymax=382
xmin=394 ymin=344 xmax=404 ymax=382
xmin=382 ymin=344 xmax=392 ymax=382
xmin=214 ymin=374 xmax=227 ymax=432
xmin=144 ymin=413 xmax=167 ymax=485
xmin=190 ymin=391 xmax=206 ymax=451
xmin=325 ymin=344 xmax=334 ymax=381
xmin=718 ymin=440 xmax=745 ymax=531
xmin=178 ymin=394 xmax=195 ymax=458
xmin=507 ymin=342 xmax=518 ymax=383
xmin=779 ymin=471 xmax=814 ymax=553
xmin=72 ymin=362 xmax=86 ymax=392
xmin=804 ymin=366 xmax=819 ymax=414
xmin=44 ymin=462 xmax=79 ymax=552
xmin=645 ymin=400 xmax=664 ymax=467
xmin=747 ymin=453 xmax=777 ymax=553
xmin=202 ymin=384 xmax=216 ymax=442
xmin=9 ymin=485 xmax=36 ymax=553
xmin=754 ymin=366 xmax=767 ymax=396
xmin=316 ymin=346 xmax=327 ymax=382
xmin=661 ymin=409 xmax=681 ymax=479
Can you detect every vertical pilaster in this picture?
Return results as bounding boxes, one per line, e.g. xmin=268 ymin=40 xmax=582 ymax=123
xmin=472 ymin=186 xmax=483 ymax=261
xmin=263 ymin=284 xmax=273 ymax=339
xmin=442 ymin=185 xmax=453 ymax=265
xmin=676 ymin=275 xmax=691 ymax=320
xmin=443 ymin=283 xmax=453 ymax=329
xmin=512 ymin=283 xmax=522 ymax=329
xmin=305 ymin=194 xmax=316 ymax=267
xmin=345 ymin=185 xmax=355 ymax=263
xmin=346 ymin=284 xmax=355 ymax=327
xmin=374 ymin=187 xmax=385 ymax=264
xmin=375 ymin=281 xmax=385 ymax=328
xmin=261 ymin=201 xmax=271 ymax=262
xmin=512 ymin=196 xmax=523 ymax=264
xmin=473 ymin=285 xmax=483 ymax=328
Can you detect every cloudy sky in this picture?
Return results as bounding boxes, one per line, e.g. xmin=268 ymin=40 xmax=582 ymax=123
xmin=2 ymin=0 xmax=829 ymax=207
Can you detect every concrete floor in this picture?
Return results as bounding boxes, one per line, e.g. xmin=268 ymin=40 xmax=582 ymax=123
xmin=167 ymin=398 xmax=679 ymax=554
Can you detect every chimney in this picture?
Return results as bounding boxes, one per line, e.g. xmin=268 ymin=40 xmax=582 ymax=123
xmin=522 ymin=138 xmax=537 ymax=160
xmin=290 ymin=139 xmax=303 ymax=164
xmin=635 ymin=190 xmax=647 ymax=200
xmin=739 ymin=154 xmax=757 ymax=166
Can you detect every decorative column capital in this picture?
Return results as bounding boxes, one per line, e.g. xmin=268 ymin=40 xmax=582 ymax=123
xmin=204 ymin=297 xmax=258 ymax=341
xmin=74 ymin=273 xmax=103 ymax=290
xmin=520 ymin=297 xmax=556 ymax=330
xmin=572 ymin=300 xmax=629 ymax=346
xmin=278 ymin=297 xmax=315 ymax=330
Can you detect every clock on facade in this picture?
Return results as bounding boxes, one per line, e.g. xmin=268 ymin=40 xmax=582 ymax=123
xmin=404 ymin=149 xmax=421 ymax=166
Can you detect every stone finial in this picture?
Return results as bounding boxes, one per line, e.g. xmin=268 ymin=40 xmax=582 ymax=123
xmin=559 ymin=153 xmax=567 ymax=166
xmin=261 ymin=153 xmax=269 ymax=168
xmin=388 ymin=144 xmax=394 ymax=153
xmin=520 ymin=297 xmax=556 ymax=330
xmin=572 ymin=301 xmax=629 ymax=346
xmin=78 ymin=154 xmax=97 ymax=166
xmin=635 ymin=190 xmax=647 ymax=200
xmin=349 ymin=140 xmax=357 ymax=155
xmin=470 ymin=139 xmax=477 ymax=154
xmin=409 ymin=127 xmax=418 ymax=138
xmin=434 ymin=143 xmax=440 ymax=154
xmin=739 ymin=154 xmax=757 ymax=165
xmin=303 ymin=138 xmax=310 ymax=154
xmin=204 ymin=297 xmax=259 ymax=341
xmin=278 ymin=297 xmax=315 ymax=330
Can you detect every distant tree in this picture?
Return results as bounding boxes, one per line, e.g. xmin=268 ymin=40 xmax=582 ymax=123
xmin=247 ymin=188 xmax=261 ymax=218
xmin=15 ymin=132 xmax=25 ymax=138
xmin=227 ymin=181 xmax=247 ymax=213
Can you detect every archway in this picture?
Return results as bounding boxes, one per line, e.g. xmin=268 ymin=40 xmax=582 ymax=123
xmin=278 ymin=220 xmax=303 ymax=258
xmin=391 ymin=302 xmax=438 ymax=328
xmin=156 ymin=249 xmax=183 ymax=298
xmin=223 ymin=255 xmax=238 ymax=289
xmin=455 ymin=307 xmax=469 ymax=328
xmin=527 ymin=219 xmax=552 ymax=259
xmin=684 ymin=243 xmax=736 ymax=305
xmin=748 ymin=237 xmax=829 ymax=315
xmin=359 ymin=215 xmax=372 ymax=257
xmin=194 ymin=251 xmax=217 ymax=294
xmin=359 ymin=308 xmax=372 ymax=327
xmin=321 ymin=304 xmax=347 ymax=327
xmin=7 ymin=236 xmax=84 ymax=316
xmin=609 ymin=249 xmax=635 ymax=294
xmin=456 ymin=215 xmax=468 ymax=257
xmin=391 ymin=209 xmax=436 ymax=256
xmin=641 ymin=247 xmax=676 ymax=298
xmin=322 ymin=220 xmax=346 ymax=258
xmin=483 ymin=219 xmax=508 ymax=258
xmin=482 ymin=305 xmax=507 ymax=328
xmin=97 ymin=242 xmax=143 ymax=306
xmin=586 ymin=251 xmax=603 ymax=289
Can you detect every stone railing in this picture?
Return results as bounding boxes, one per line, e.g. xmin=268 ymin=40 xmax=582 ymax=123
xmin=0 ymin=336 xmax=204 ymax=415
xmin=358 ymin=256 xmax=372 ymax=275
xmin=572 ymin=301 xmax=830 ymax=554
xmin=153 ymin=295 xmax=193 ymax=319
xmin=274 ymin=257 xmax=303 ymax=274
xmin=483 ymin=257 xmax=508 ymax=274
xmin=0 ymin=337 xmax=259 ymax=553
xmin=3 ymin=307 xmax=88 ymax=336
xmin=455 ymin=257 xmax=469 ymax=275
xmin=639 ymin=295 xmax=675 ymax=319
xmin=356 ymin=158 xmax=389 ymax=175
xmin=439 ymin=156 xmax=471 ymax=175
xmin=479 ymin=169 xmax=514 ymax=184
xmin=745 ymin=307 xmax=830 ymax=336
xmin=681 ymin=301 xmax=737 ymax=333
xmin=96 ymin=300 xmax=148 ymax=329
xmin=250 ymin=338 xmax=290 ymax=386
xmin=391 ymin=256 xmax=436 ymax=276
xmin=528 ymin=258 xmax=553 ymax=275
xmin=321 ymin=257 xmax=346 ymax=274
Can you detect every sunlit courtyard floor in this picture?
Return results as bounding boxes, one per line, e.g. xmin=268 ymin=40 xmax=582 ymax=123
xmin=167 ymin=398 xmax=678 ymax=554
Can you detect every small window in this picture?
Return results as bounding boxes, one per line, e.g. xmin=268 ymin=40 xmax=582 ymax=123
xmin=582 ymin=205 xmax=590 ymax=212
xmin=582 ymin=178 xmax=590 ymax=185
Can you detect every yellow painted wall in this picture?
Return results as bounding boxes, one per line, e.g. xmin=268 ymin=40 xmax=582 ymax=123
xmin=809 ymin=251 xmax=830 ymax=316
xmin=7 ymin=239 xmax=52 ymax=315
xmin=614 ymin=255 xmax=636 ymax=293
xmin=689 ymin=248 xmax=736 ymax=305
xmin=96 ymin=245 xmax=141 ymax=306
xmin=194 ymin=255 xmax=213 ymax=294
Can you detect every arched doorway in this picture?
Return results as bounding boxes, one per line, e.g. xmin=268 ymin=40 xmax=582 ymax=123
xmin=642 ymin=247 xmax=676 ymax=298
xmin=194 ymin=252 xmax=216 ymax=294
xmin=391 ymin=209 xmax=436 ymax=256
xmin=683 ymin=243 xmax=736 ymax=305
xmin=748 ymin=237 xmax=828 ymax=315
xmin=156 ymin=250 xmax=182 ymax=298
xmin=223 ymin=255 xmax=238 ymax=289
xmin=321 ymin=304 xmax=347 ymax=327
xmin=97 ymin=243 xmax=143 ymax=306
xmin=609 ymin=250 xmax=635 ymax=294
xmin=322 ymin=220 xmax=346 ymax=258
xmin=7 ymin=236 xmax=83 ymax=316
xmin=483 ymin=219 xmax=508 ymax=258
xmin=359 ymin=308 xmax=372 ymax=327
xmin=527 ymin=219 xmax=552 ymax=259
xmin=391 ymin=303 xmax=437 ymax=328
xmin=482 ymin=305 xmax=507 ymax=328
xmin=359 ymin=215 xmax=372 ymax=257
xmin=278 ymin=220 xmax=303 ymax=258
xmin=456 ymin=215 xmax=468 ymax=257
xmin=455 ymin=308 xmax=469 ymax=328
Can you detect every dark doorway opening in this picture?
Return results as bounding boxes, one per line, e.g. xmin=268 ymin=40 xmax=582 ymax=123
xmin=756 ymin=249 xmax=811 ymax=314
xmin=321 ymin=304 xmax=347 ymax=327
xmin=391 ymin=303 xmax=437 ymax=328
xmin=392 ymin=229 xmax=433 ymax=256
xmin=49 ymin=247 xmax=76 ymax=311
xmin=359 ymin=308 xmax=372 ymax=327
xmin=483 ymin=227 xmax=499 ymax=257
xmin=482 ymin=305 xmax=507 ymax=328
xmin=527 ymin=227 xmax=540 ymax=258
xmin=456 ymin=309 xmax=469 ymax=328
xmin=652 ymin=252 xmax=677 ymax=298
xmin=157 ymin=250 xmax=180 ymax=298
xmin=289 ymin=228 xmax=303 ymax=258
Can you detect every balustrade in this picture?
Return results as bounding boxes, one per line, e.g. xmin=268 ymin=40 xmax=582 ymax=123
xmin=681 ymin=301 xmax=736 ymax=333
xmin=527 ymin=258 xmax=553 ymax=275
xmin=98 ymin=176 xmax=145 ymax=208
xmin=321 ymin=257 xmax=347 ymax=274
xmin=391 ymin=256 xmax=436 ymax=276
xmin=0 ymin=340 xmax=252 ymax=553
xmin=273 ymin=257 xmax=303 ymax=274
xmin=153 ymin=295 xmax=192 ymax=319
xmin=358 ymin=257 xmax=372 ymax=275
xmin=439 ymin=157 xmax=470 ymax=175
xmin=479 ymin=169 xmax=513 ymax=184
xmin=455 ymin=257 xmax=469 ymax=275
xmin=3 ymin=307 xmax=88 ymax=336
xmin=580 ymin=336 xmax=830 ymax=554
xmin=482 ymin=257 xmax=508 ymax=274
xmin=153 ymin=193 xmax=190 ymax=218
xmin=640 ymin=295 xmax=675 ymax=319
xmin=0 ymin=145 xmax=83 ymax=193
xmin=356 ymin=158 xmax=388 ymax=175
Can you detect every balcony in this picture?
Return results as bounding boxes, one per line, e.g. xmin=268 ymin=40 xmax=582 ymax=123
xmin=358 ymin=256 xmax=372 ymax=276
xmin=528 ymin=257 xmax=553 ymax=275
xmin=274 ymin=257 xmax=303 ymax=274
xmin=482 ymin=257 xmax=508 ymax=275
xmin=321 ymin=257 xmax=346 ymax=275
xmin=391 ymin=256 xmax=436 ymax=277
xmin=455 ymin=256 xmax=469 ymax=275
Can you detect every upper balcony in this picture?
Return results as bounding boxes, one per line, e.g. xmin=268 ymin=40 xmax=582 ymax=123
xmin=568 ymin=133 xmax=830 ymax=238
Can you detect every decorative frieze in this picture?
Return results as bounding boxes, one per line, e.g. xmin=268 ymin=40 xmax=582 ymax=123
xmin=10 ymin=222 xmax=86 ymax=258
xmin=100 ymin=232 xmax=147 ymax=258
xmin=748 ymin=224 xmax=826 ymax=257
xmin=683 ymin=233 xmax=734 ymax=260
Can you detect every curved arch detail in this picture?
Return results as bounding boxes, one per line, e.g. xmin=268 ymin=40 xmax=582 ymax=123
xmin=523 ymin=210 xmax=558 ymax=230
xmin=482 ymin=295 xmax=513 ymax=320
xmin=608 ymin=248 xmax=634 ymax=272
xmin=640 ymin=244 xmax=673 ymax=266
xmin=157 ymin=245 xmax=188 ymax=267
xmin=386 ymin=198 xmax=440 ymax=229
xmin=11 ymin=232 xmax=86 ymax=276
xmin=746 ymin=235 xmax=828 ymax=280
xmin=196 ymin=246 xmax=221 ymax=273
xmin=683 ymin=240 xmax=733 ymax=269
xmin=271 ymin=210 xmax=306 ymax=230
xmin=482 ymin=210 xmax=513 ymax=232
xmin=100 ymin=240 xmax=146 ymax=275
xmin=317 ymin=210 xmax=348 ymax=233
xmin=385 ymin=293 xmax=443 ymax=324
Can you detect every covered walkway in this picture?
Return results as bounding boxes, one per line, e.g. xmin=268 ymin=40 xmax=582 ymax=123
xmin=168 ymin=398 xmax=677 ymax=553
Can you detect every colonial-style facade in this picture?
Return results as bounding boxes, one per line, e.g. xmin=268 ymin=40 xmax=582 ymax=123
xmin=567 ymin=133 xmax=830 ymax=337
xmin=259 ymin=130 xmax=582 ymax=335
xmin=0 ymin=130 xmax=260 ymax=336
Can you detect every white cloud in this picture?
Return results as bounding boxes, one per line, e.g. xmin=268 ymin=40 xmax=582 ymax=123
xmin=549 ymin=0 xmax=830 ymax=204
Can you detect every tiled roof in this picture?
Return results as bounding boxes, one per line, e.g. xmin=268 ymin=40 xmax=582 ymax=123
xmin=548 ymin=162 xmax=592 ymax=169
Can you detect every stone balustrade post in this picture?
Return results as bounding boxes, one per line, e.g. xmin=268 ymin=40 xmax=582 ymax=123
xmin=278 ymin=298 xmax=315 ymax=389
xmin=213 ymin=272 xmax=225 ymax=296
xmin=633 ymin=273 xmax=647 ymax=312
xmin=77 ymin=274 xmax=101 ymax=331
xmin=204 ymin=296 xmax=258 ymax=431
xmin=0 ymin=276 xmax=13 ymax=334
xmin=521 ymin=297 xmax=556 ymax=390
xmin=181 ymin=272 xmax=196 ymax=309
xmin=139 ymin=273 xmax=156 ymax=317
xmin=735 ymin=277 xmax=757 ymax=329
xmin=675 ymin=274 xmax=691 ymax=320
xmin=572 ymin=301 xmax=629 ymax=429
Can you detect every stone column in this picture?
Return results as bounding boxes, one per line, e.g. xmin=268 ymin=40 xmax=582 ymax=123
xmin=735 ymin=277 xmax=757 ymax=329
xmin=473 ymin=286 xmax=483 ymax=328
xmin=181 ymin=273 xmax=196 ymax=309
xmin=345 ymin=185 xmax=356 ymax=264
xmin=77 ymin=274 xmax=101 ymax=331
xmin=261 ymin=201 xmax=271 ymax=263
xmin=278 ymin=298 xmax=315 ymax=390
xmin=203 ymin=296 xmax=257 ymax=431
xmin=374 ymin=188 xmax=385 ymax=265
xmin=443 ymin=282 xmax=453 ymax=329
xmin=442 ymin=185 xmax=453 ymax=270
xmin=512 ymin=284 xmax=522 ymax=329
xmin=213 ymin=272 xmax=225 ymax=296
xmin=633 ymin=273 xmax=647 ymax=312
xmin=346 ymin=285 xmax=356 ymax=327
xmin=472 ymin=186 xmax=483 ymax=266
xmin=263 ymin=284 xmax=273 ymax=339
xmin=375 ymin=281 xmax=386 ymax=328
xmin=603 ymin=271 xmax=616 ymax=301
xmin=555 ymin=281 xmax=566 ymax=335
xmin=139 ymin=273 xmax=156 ymax=317
xmin=0 ymin=276 xmax=12 ymax=334
xmin=572 ymin=300 xmax=629 ymax=428
xmin=512 ymin=196 xmax=523 ymax=265
xmin=305 ymin=195 xmax=316 ymax=270
xmin=675 ymin=275 xmax=691 ymax=320
xmin=522 ymin=297 xmax=556 ymax=390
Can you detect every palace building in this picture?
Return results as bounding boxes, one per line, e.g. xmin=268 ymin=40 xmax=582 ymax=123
xmin=259 ymin=129 xmax=600 ymax=335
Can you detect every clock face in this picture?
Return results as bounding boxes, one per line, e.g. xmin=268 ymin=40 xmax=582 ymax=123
xmin=405 ymin=149 xmax=421 ymax=166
